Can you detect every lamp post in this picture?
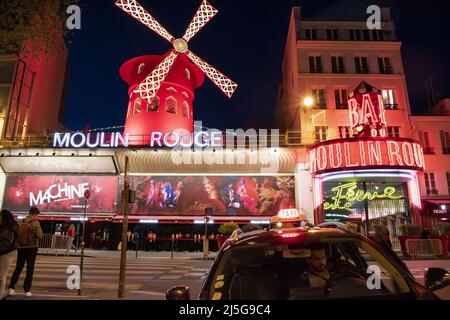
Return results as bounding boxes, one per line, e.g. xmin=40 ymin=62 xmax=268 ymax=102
xmin=118 ymin=156 xmax=131 ymax=298
xmin=78 ymin=189 xmax=90 ymax=296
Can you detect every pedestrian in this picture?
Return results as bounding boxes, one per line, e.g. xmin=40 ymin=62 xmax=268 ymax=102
xmin=421 ymin=227 xmax=430 ymax=239
xmin=8 ymin=206 xmax=43 ymax=298
xmin=0 ymin=210 xmax=18 ymax=300
xmin=67 ymin=224 xmax=77 ymax=251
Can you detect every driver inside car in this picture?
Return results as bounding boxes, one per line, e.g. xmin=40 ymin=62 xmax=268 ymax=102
xmin=295 ymin=244 xmax=332 ymax=288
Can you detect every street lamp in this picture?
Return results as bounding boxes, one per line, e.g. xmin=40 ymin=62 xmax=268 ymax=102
xmin=303 ymin=96 xmax=314 ymax=108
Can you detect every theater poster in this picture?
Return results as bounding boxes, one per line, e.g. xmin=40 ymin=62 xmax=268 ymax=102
xmin=120 ymin=175 xmax=296 ymax=216
xmin=3 ymin=175 xmax=118 ymax=213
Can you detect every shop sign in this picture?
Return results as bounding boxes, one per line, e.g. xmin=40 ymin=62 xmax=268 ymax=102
xmin=310 ymin=138 xmax=425 ymax=174
xmin=324 ymin=182 xmax=402 ymax=212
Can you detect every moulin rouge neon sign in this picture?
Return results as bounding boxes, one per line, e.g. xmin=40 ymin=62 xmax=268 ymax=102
xmin=348 ymin=82 xmax=387 ymax=138
xmin=324 ymin=182 xmax=402 ymax=212
xmin=310 ymin=138 xmax=425 ymax=174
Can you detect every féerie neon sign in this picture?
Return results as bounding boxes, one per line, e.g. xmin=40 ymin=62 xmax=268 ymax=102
xmin=324 ymin=182 xmax=402 ymax=212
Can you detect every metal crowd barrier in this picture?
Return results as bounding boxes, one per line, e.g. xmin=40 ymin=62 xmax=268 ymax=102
xmin=38 ymin=234 xmax=74 ymax=256
xmin=405 ymin=239 xmax=443 ymax=258
xmin=390 ymin=237 xmax=401 ymax=252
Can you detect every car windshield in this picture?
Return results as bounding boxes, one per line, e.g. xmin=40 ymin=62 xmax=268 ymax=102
xmin=206 ymin=237 xmax=412 ymax=300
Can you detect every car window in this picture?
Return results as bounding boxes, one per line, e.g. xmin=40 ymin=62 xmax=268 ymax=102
xmin=206 ymin=239 xmax=411 ymax=300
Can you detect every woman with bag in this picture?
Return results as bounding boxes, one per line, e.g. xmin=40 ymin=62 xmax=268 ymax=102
xmin=0 ymin=209 xmax=18 ymax=300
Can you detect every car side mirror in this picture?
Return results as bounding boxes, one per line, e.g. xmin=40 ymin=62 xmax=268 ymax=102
xmin=166 ymin=285 xmax=191 ymax=300
xmin=425 ymin=268 xmax=450 ymax=291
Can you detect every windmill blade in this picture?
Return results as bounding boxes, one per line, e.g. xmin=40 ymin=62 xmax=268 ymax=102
xmin=182 ymin=0 xmax=218 ymax=43
xmin=186 ymin=51 xmax=238 ymax=98
xmin=115 ymin=0 xmax=175 ymax=44
xmin=134 ymin=50 xmax=179 ymax=103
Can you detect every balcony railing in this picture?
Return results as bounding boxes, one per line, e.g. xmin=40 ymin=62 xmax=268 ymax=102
xmin=442 ymin=147 xmax=450 ymax=154
xmin=427 ymin=189 xmax=439 ymax=196
xmin=298 ymin=29 xmax=397 ymax=42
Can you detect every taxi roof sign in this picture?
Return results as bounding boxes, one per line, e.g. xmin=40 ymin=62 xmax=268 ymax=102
xmin=272 ymin=209 xmax=308 ymax=224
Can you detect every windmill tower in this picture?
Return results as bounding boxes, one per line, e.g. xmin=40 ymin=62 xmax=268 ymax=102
xmin=116 ymin=0 xmax=238 ymax=145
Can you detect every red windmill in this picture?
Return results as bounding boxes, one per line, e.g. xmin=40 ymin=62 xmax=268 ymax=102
xmin=116 ymin=0 xmax=238 ymax=145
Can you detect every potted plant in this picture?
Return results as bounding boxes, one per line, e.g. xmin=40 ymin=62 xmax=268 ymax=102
xmin=217 ymin=222 xmax=239 ymax=249
xmin=344 ymin=222 xmax=359 ymax=233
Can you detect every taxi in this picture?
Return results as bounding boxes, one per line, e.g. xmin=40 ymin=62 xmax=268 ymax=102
xmin=166 ymin=209 xmax=450 ymax=300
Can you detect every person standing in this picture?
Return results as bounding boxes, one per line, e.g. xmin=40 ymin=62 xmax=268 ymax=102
xmin=0 ymin=210 xmax=18 ymax=300
xmin=8 ymin=206 xmax=43 ymax=297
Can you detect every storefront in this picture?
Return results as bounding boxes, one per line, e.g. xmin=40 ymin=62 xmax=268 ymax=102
xmin=309 ymin=82 xmax=426 ymax=235
xmin=0 ymin=146 xmax=298 ymax=250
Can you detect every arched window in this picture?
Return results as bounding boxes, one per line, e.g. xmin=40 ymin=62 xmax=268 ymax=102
xmin=167 ymin=87 xmax=177 ymax=94
xmin=138 ymin=63 xmax=146 ymax=74
xmin=182 ymin=101 xmax=190 ymax=119
xmin=133 ymin=98 xmax=142 ymax=114
xmin=165 ymin=96 xmax=177 ymax=114
xmin=185 ymin=68 xmax=191 ymax=80
xmin=147 ymin=96 xmax=159 ymax=112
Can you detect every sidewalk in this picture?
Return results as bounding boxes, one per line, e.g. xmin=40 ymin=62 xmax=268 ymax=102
xmin=38 ymin=249 xmax=218 ymax=260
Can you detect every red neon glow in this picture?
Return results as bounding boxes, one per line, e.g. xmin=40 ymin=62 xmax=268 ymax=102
xmin=310 ymin=138 xmax=425 ymax=174
xmin=115 ymin=0 xmax=237 ymax=101
xmin=280 ymin=233 xmax=301 ymax=238
xmin=348 ymin=82 xmax=387 ymax=138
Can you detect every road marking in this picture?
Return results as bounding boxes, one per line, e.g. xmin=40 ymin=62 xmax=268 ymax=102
xmin=128 ymin=290 xmax=165 ymax=298
xmin=158 ymin=275 xmax=182 ymax=280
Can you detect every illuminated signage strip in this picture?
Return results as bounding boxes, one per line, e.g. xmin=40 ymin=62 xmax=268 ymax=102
xmin=52 ymin=131 xmax=223 ymax=149
xmin=310 ymin=138 xmax=425 ymax=175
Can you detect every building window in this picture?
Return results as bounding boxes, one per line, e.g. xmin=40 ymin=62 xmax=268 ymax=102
xmin=440 ymin=131 xmax=450 ymax=154
xmin=334 ymin=89 xmax=348 ymax=109
xmin=147 ymin=97 xmax=159 ymax=112
xmin=182 ymin=101 xmax=190 ymax=118
xmin=304 ymin=29 xmax=317 ymax=40
xmin=378 ymin=57 xmax=393 ymax=74
xmin=424 ymin=173 xmax=438 ymax=196
xmin=354 ymin=56 xmax=369 ymax=74
xmin=381 ymin=89 xmax=397 ymax=109
xmin=167 ymin=87 xmax=177 ymax=94
xmin=309 ymin=56 xmax=322 ymax=73
xmin=137 ymin=63 xmax=146 ymax=74
xmin=185 ymin=68 xmax=191 ymax=80
xmin=331 ymin=56 xmax=345 ymax=73
xmin=133 ymin=98 xmax=142 ymax=114
xmin=387 ymin=127 xmax=400 ymax=138
xmin=165 ymin=96 xmax=177 ymax=114
xmin=315 ymin=126 xmax=327 ymax=143
xmin=447 ymin=172 xmax=450 ymax=196
xmin=0 ymin=61 xmax=16 ymax=84
xmin=338 ymin=126 xmax=351 ymax=139
xmin=312 ymin=89 xmax=326 ymax=109
xmin=326 ymin=29 xmax=338 ymax=40
xmin=0 ymin=86 xmax=11 ymax=114
xmin=419 ymin=131 xmax=434 ymax=154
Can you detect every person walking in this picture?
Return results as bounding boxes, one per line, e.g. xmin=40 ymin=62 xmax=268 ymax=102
xmin=0 ymin=210 xmax=18 ymax=301
xmin=8 ymin=207 xmax=43 ymax=298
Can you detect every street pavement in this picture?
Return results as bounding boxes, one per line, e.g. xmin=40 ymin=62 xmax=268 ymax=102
xmin=5 ymin=251 xmax=450 ymax=300
xmin=6 ymin=251 xmax=214 ymax=300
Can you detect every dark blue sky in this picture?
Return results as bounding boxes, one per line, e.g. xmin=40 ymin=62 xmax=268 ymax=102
xmin=63 ymin=0 xmax=450 ymax=131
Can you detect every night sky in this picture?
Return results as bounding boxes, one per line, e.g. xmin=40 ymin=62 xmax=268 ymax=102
xmin=64 ymin=0 xmax=450 ymax=131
